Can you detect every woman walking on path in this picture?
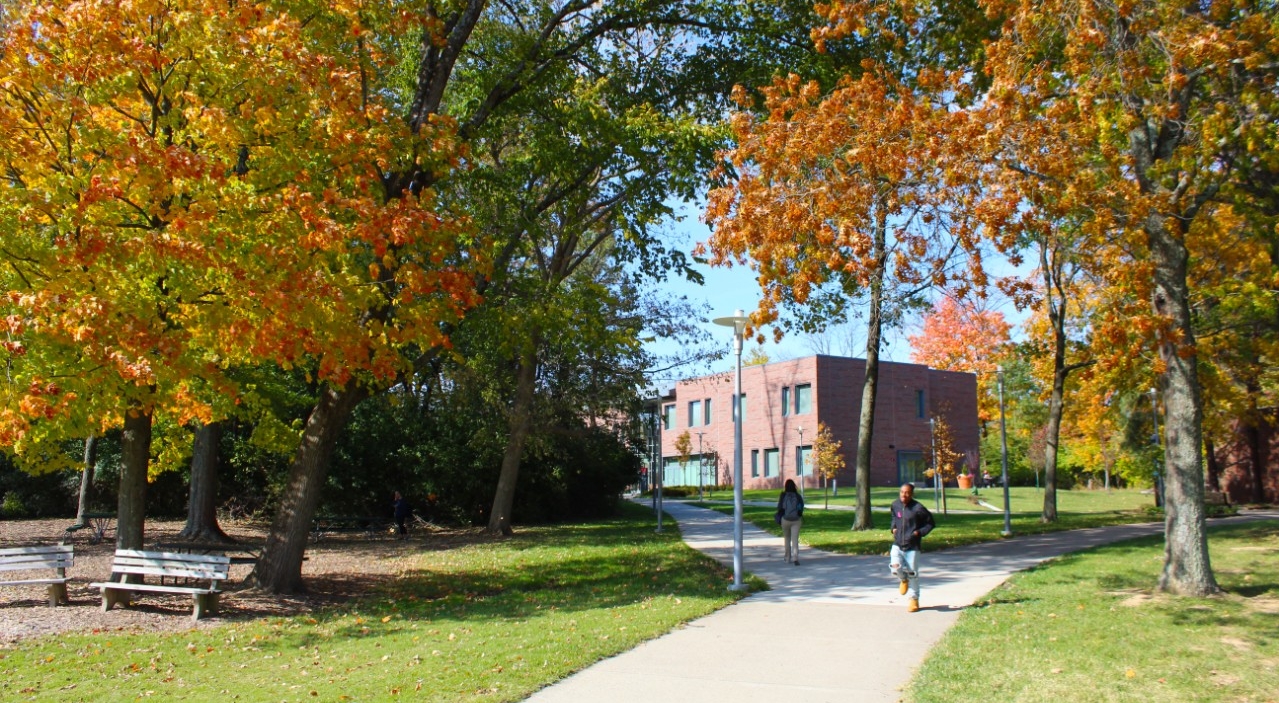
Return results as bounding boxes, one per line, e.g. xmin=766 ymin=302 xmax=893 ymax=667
xmin=776 ymin=479 xmax=805 ymax=565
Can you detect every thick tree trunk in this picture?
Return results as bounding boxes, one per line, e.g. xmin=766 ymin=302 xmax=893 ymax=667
xmin=246 ymin=379 xmax=367 ymax=594
xmin=74 ymin=435 xmax=98 ymax=526
xmin=117 ymin=406 xmax=153 ymax=551
xmin=178 ymin=421 xmax=232 ymax=543
xmin=852 ymin=216 xmax=887 ymax=531
xmin=1149 ymin=218 xmax=1218 ymax=596
xmin=487 ymin=343 xmax=539 ymax=536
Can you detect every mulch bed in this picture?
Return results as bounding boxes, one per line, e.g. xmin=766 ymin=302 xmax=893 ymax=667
xmin=0 ymin=517 xmax=481 ymax=645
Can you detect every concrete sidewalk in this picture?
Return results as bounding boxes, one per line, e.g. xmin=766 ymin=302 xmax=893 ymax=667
xmin=525 ymin=501 xmax=1275 ymax=703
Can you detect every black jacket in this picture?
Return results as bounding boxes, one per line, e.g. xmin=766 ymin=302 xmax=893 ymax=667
xmin=890 ymin=498 xmax=934 ymax=550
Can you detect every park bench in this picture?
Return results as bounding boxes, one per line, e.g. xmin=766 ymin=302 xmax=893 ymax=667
xmin=0 ymin=545 xmax=74 ymax=607
xmin=63 ymin=512 xmax=115 ymax=545
xmin=89 ymin=549 xmax=230 ymax=622
xmin=311 ymin=516 xmax=392 ymax=543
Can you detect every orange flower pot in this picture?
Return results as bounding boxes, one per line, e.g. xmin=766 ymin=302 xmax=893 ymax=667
xmin=957 ymin=474 xmax=973 ymax=490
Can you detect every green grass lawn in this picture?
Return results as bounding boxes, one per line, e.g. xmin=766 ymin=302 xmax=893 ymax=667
xmin=694 ymin=487 xmax=1157 ymax=555
xmin=907 ymin=519 xmax=1279 ymax=703
xmin=0 ymin=503 xmax=740 ymax=702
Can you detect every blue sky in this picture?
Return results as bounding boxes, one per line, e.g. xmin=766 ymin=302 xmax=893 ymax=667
xmin=643 ymin=200 xmax=1030 ymax=388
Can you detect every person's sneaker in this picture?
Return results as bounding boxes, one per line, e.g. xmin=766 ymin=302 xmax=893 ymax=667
xmin=899 ymin=579 xmax=909 ymax=595
xmin=907 ymin=598 xmax=919 ymax=613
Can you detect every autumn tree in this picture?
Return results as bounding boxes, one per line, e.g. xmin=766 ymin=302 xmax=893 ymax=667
xmin=924 ymin=414 xmax=964 ymax=514
xmin=705 ymin=63 xmax=992 ymax=530
xmin=976 ymin=0 xmax=1279 ymax=594
xmin=809 ymin=421 xmax=846 ymax=509
xmin=908 ymin=296 xmax=1012 ymax=425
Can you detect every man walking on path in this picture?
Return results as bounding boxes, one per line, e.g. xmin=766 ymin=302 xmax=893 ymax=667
xmin=890 ymin=483 xmax=934 ymax=613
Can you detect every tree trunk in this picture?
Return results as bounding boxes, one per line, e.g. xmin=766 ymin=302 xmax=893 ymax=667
xmin=117 ymin=406 xmax=153 ymax=551
xmin=1041 ymin=243 xmax=1067 ymax=523
xmin=1149 ymin=217 xmax=1218 ymax=596
xmin=178 ymin=421 xmax=232 ymax=543
xmin=487 ymin=342 xmax=539 ymax=536
xmin=1203 ymin=437 xmax=1221 ymax=492
xmin=74 ymin=435 xmax=98 ymax=526
xmin=245 ymin=379 xmax=367 ymax=594
xmin=852 ymin=213 xmax=887 ymax=531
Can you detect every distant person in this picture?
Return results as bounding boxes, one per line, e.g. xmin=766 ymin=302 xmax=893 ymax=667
xmin=890 ymin=483 xmax=935 ymax=613
xmin=982 ymin=469 xmax=995 ymax=487
xmin=775 ymin=479 xmax=805 ymax=565
xmin=393 ymin=491 xmax=411 ymax=539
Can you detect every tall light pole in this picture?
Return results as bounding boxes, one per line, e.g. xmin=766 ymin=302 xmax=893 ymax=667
xmin=930 ymin=417 xmax=940 ymax=513
xmin=695 ymin=431 xmax=706 ymax=500
xmin=713 ymin=309 xmax=750 ymax=592
xmin=997 ymin=365 xmax=1012 ymax=537
xmin=1149 ymin=387 xmax=1162 ymax=508
xmin=796 ymin=426 xmax=805 ymax=499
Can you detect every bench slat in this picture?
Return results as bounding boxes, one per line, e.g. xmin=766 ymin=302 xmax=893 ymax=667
xmin=0 ymin=545 xmax=73 ymax=558
xmin=0 ymin=578 xmax=68 ymax=586
xmin=90 ymin=581 xmax=218 ymax=596
xmin=111 ymin=565 xmax=228 ymax=581
xmin=114 ymin=549 xmax=230 ymax=565
xmin=0 ymin=556 xmax=73 ymax=572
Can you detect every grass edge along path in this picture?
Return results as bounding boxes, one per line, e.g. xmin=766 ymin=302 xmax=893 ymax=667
xmin=906 ymin=519 xmax=1279 ymax=703
xmin=0 ymin=503 xmax=742 ymax=702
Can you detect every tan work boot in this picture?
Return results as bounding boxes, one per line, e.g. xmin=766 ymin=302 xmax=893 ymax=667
xmin=907 ymin=598 xmax=919 ymax=613
xmin=899 ymin=579 xmax=909 ymax=595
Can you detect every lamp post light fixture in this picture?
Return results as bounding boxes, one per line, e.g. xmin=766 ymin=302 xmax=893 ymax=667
xmin=997 ymin=365 xmax=1013 ymax=537
xmin=713 ymin=308 xmax=751 ymax=592
xmin=796 ymin=426 xmax=805 ymax=499
xmin=1149 ymin=387 xmax=1162 ymax=508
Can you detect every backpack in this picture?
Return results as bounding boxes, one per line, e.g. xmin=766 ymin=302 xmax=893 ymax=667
xmin=781 ymin=492 xmax=802 ymax=521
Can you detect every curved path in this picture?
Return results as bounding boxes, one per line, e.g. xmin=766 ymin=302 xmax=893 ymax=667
xmin=525 ymin=501 xmax=1275 ymax=703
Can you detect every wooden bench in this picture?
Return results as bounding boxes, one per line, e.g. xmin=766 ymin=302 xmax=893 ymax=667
xmin=89 ymin=549 xmax=230 ymax=622
xmin=311 ymin=516 xmax=391 ymax=543
xmin=0 ymin=545 xmax=74 ymax=607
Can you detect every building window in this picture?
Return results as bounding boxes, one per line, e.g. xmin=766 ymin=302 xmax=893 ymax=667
xmin=781 ymin=387 xmax=790 ymax=416
xmin=688 ymin=400 xmax=702 ymax=427
xmin=898 ymin=450 xmax=926 ymax=484
xmin=662 ymin=404 xmax=674 ymax=430
xmin=796 ymin=445 xmax=811 ymax=477
xmin=795 ymin=384 xmax=812 ymax=414
xmin=916 ymin=390 xmax=926 ymax=419
xmin=734 ymin=393 xmax=747 ymax=423
xmin=764 ymin=448 xmax=779 ymax=477
xmin=703 ymin=398 xmax=712 ymax=425
xmin=751 ymin=449 xmax=760 ymax=477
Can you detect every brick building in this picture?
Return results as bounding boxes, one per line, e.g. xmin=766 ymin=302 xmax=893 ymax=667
xmin=653 ymin=355 xmax=979 ymax=491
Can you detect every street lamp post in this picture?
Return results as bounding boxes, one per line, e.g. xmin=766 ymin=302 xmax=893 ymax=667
xmin=997 ymin=365 xmax=1013 ymax=537
xmin=930 ymin=417 xmax=940 ymax=513
xmin=1149 ymin=387 xmax=1162 ymax=508
xmin=695 ymin=431 xmax=706 ymax=500
xmin=713 ymin=309 xmax=750 ymax=592
xmin=796 ymin=426 xmax=805 ymax=499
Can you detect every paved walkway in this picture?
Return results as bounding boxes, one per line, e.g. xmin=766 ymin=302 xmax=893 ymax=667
xmin=525 ymin=500 xmax=1277 ymax=703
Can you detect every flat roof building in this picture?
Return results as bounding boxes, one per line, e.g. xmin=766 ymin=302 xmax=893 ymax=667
xmin=656 ymin=355 xmax=979 ymax=491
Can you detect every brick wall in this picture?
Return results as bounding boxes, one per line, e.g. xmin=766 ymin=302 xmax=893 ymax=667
xmin=658 ymin=354 xmax=979 ymax=491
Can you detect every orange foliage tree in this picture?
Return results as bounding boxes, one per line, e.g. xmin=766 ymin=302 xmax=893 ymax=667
xmin=972 ymin=0 xmax=1279 ymax=594
xmin=0 ymin=0 xmax=477 ymax=583
xmin=703 ymin=64 xmax=992 ymax=529
xmin=908 ymin=296 xmax=1012 ymax=425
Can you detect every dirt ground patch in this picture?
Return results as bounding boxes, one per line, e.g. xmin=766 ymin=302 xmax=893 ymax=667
xmin=0 ymin=517 xmax=484 ymax=644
